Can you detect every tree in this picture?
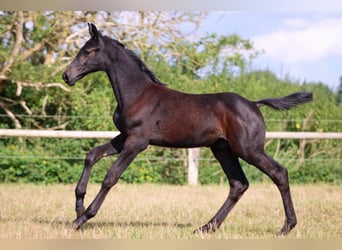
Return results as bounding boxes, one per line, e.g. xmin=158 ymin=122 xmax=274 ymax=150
xmin=0 ymin=11 xmax=87 ymax=129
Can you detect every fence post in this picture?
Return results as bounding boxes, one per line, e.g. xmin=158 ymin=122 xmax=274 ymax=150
xmin=188 ymin=148 xmax=200 ymax=185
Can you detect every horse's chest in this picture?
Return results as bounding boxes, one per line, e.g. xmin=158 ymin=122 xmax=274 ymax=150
xmin=113 ymin=108 xmax=147 ymax=133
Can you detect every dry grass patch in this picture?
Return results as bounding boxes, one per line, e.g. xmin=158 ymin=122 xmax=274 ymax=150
xmin=0 ymin=183 xmax=341 ymax=239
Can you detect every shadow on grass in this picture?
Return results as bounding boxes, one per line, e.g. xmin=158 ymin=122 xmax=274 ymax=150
xmin=0 ymin=216 xmax=284 ymax=238
xmin=22 ymin=217 xmax=194 ymax=230
xmin=81 ymin=220 xmax=193 ymax=230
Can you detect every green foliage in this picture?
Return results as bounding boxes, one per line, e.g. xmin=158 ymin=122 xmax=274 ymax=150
xmin=0 ymin=139 xmax=82 ymax=183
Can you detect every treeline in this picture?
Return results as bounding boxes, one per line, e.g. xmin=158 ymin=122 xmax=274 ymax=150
xmin=0 ymin=11 xmax=341 ymax=184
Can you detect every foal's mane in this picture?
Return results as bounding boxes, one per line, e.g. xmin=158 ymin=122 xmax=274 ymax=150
xmin=109 ymin=37 xmax=165 ymax=86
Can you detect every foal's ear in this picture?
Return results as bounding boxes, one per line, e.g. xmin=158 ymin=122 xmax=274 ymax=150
xmin=88 ymin=23 xmax=99 ymax=41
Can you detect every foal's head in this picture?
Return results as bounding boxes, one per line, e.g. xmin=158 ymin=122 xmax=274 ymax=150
xmin=63 ymin=23 xmax=163 ymax=87
xmin=62 ymin=23 xmax=118 ymax=86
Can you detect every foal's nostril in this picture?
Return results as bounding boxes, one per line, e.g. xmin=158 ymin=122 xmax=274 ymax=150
xmin=62 ymin=73 xmax=69 ymax=83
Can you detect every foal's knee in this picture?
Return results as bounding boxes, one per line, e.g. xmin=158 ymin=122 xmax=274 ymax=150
xmin=85 ymin=150 xmax=98 ymax=167
xmin=75 ymin=186 xmax=86 ymax=198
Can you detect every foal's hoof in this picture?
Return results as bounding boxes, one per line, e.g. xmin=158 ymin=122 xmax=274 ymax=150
xmin=72 ymin=218 xmax=83 ymax=230
xmin=278 ymin=221 xmax=297 ymax=236
xmin=193 ymin=223 xmax=218 ymax=234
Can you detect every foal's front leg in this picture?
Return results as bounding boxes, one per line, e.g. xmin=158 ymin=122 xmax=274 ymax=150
xmin=74 ymin=134 xmax=126 ymax=219
xmin=73 ymin=136 xmax=148 ymax=230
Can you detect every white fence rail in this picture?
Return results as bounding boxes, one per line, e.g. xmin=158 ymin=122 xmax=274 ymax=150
xmin=1 ymin=129 xmax=341 ymax=185
xmin=1 ymin=129 xmax=342 ymax=139
xmin=0 ymin=129 xmax=120 ymax=139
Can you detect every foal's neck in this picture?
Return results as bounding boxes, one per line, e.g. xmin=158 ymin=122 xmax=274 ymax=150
xmin=106 ymin=47 xmax=151 ymax=110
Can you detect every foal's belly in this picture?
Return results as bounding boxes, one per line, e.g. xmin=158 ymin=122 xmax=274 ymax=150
xmin=149 ymin=118 xmax=224 ymax=148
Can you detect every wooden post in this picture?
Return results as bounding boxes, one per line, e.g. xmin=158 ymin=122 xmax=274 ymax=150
xmin=188 ymin=148 xmax=200 ymax=185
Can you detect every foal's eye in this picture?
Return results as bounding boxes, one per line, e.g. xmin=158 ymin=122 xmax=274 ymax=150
xmin=84 ymin=48 xmax=99 ymax=56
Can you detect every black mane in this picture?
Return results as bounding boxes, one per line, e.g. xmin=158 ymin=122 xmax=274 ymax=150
xmin=111 ymin=38 xmax=165 ymax=86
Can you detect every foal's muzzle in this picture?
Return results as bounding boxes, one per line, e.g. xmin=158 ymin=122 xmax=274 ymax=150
xmin=62 ymin=72 xmax=77 ymax=86
xmin=62 ymin=72 xmax=70 ymax=84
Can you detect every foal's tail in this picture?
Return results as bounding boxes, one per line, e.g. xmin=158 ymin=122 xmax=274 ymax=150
xmin=256 ymin=91 xmax=313 ymax=111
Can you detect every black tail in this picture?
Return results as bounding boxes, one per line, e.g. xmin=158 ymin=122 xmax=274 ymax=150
xmin=256 ymin=91 xmax=313 ymax=110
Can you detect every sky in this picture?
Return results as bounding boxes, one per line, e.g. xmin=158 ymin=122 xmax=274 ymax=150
xmin=197 ymin=12 xmax=342 ymax=91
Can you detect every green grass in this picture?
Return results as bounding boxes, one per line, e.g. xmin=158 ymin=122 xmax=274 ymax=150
xmin=0 ymin=183 xmax=341 ymax=239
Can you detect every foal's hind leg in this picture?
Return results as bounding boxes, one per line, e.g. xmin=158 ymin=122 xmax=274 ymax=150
xmin=74 ymin=134 xmax=126 ymax=219
xmin=195 ymin=140 xmax=249 ymax=233
xmin=243 ymin=152 xmax=297 ymax=235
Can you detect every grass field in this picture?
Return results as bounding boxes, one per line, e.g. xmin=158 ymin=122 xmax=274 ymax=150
xmin=0 ymin=183 xmax=341 ymax=239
